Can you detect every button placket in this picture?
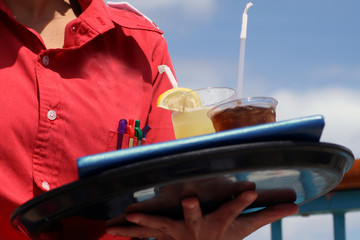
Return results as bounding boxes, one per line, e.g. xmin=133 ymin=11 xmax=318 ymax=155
xmin=33 ymin=51 xmax=62 ymax=191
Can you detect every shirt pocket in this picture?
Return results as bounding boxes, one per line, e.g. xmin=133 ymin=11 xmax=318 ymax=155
xmin=106 ymin=130 xmax=149 ymax=152
xmin=106 ymin=130 xmax=119 ymax=151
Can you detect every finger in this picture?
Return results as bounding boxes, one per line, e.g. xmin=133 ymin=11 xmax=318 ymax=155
xmin=250 ymin=189 xmax=297 ymax=208
xmin=239 ymin=203 xmax=299 ymax=233
xmin=212 ymin=190 xmax=258 ymax=227
xmin=125 ymin=213 xmax=177 ymax=237
xmin=181 ymin=197 xmax=203 ymax=234
xmin=106 ymin=224 xmax=162 ymax=239
xmin=232 ymin=181 xmax=256 ymax=193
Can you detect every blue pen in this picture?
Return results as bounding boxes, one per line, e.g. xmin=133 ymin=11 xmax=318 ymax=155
xmin=142 ymin=124 xmax=151 ymax=139
xmin=117 ymin=119 xmax=127 ymax=149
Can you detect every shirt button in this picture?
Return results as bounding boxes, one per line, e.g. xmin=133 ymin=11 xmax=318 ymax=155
xmin=42 ymin=181 xmax=50 ymax=191
xmin=47 ymin=110 xmax=57 ymax=120
xmin=42 ymin=55 xmax=50 ymax=66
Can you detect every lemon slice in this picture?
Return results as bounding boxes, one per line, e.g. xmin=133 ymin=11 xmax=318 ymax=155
xmin=157 ymin=88 xmax=202 ymax=112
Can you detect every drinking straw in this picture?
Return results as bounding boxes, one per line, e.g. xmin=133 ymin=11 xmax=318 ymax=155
xmin=237 ymin=2 xmax=253 ymax=98
xmin=158 ymin=65 xmax=179 ymax=88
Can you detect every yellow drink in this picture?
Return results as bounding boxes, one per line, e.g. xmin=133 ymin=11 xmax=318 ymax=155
xmin=157 ymin=87 xmax=236 ymax=139
xmin=172 ymin=107 xmax=215 ymax=139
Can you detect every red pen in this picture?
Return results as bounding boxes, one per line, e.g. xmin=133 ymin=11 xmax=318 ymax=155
xmin=127 ymin=119 xmax=135 ymax=148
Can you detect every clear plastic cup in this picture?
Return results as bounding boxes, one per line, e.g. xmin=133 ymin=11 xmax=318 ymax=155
xmin=172 ymin=87 xmax=236 ymax=139
xmin=208 ymin=97 xmax=278 ymax=132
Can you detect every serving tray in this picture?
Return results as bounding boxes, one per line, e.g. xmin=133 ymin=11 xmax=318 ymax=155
xmin=10 ymin=116 xmax=354 ymax=238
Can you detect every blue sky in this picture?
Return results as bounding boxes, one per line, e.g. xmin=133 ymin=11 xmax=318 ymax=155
xmin=108 ymin=1 xmax=360 ymax=239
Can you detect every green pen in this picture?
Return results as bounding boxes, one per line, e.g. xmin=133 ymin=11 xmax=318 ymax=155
xmin=135 ymin=120 xmax=143 ymax=146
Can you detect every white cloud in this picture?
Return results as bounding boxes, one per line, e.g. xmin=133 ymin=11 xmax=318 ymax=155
xmin=347 ymin=211 xmax=360 ymax=240
xmin=245 ymin=212 xmax=360 ymax=240
xmin=244 ymin=225 xmax=270 ymax=240
xmin=109 ymin=0 xmax=217 ymax=19
xmin=171 ymin=57 xmax=272 ymax=96
xmin=273 ymin=87 xmax=360 ymax=158
xmin=244 ymin=214 xmax=334 ymax=240
xmin=309 ymin=64 xmax=360 ymax=81
xmin=173 ymin=58 xmax=238 ymax=90
xmin=283 ymin=214 xmax=333 ymax=240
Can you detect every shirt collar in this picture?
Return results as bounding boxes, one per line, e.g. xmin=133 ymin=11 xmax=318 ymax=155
xmin=75 ymin=0 xmax=163 ymax=34
xmin=76 ymin=0 xmax=115 ymax=35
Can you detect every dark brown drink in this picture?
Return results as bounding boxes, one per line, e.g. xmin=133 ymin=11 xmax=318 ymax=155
xmin=210 ymin=105 xmax=276 ymax=132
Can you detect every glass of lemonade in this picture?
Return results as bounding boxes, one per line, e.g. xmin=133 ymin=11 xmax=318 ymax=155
xmin=171 ymin=87 xmax=236 ymax=139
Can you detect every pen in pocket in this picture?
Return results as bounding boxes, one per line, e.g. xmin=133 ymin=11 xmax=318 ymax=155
xmin=117 ymin=119 xmax=127 ymax=149
xmin=127 ymin=119 xmax=135 ymax=148
xmin=135 ymin=120 xmax=143 ymax=146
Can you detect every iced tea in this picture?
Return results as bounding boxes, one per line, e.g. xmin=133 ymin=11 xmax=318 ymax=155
xmin=208 ymin=97 xmax=277 ymax=132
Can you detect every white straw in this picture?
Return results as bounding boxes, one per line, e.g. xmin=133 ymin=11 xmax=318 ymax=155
xmin=158 ymin=65 xmax=179 ymax=88
xmin=237 ymin=2 xmax=253 ymax=98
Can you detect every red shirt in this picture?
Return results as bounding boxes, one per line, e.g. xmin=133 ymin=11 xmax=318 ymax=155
xmin=0 ymin=0 xmax=175 ymax=239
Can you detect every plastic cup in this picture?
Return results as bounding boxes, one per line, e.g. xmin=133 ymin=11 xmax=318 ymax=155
xmin=172 ymin=87 xmax=236 ymax=139
xmin=208 ymin=97 xmax=278 ymax=132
